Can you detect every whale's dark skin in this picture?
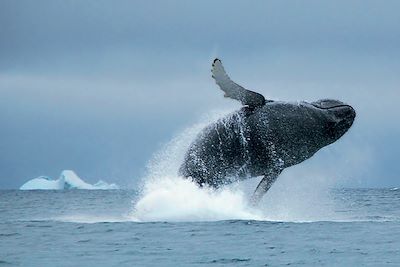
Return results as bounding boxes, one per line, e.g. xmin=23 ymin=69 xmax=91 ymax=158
xmin=179 ymin=59 xmax=356 ymax=204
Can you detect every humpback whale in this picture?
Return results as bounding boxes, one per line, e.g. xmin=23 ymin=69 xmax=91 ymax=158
xmin=179 ymin=59 xmax=356 ymax=204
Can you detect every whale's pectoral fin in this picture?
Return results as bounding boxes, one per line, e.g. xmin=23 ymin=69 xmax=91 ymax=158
xmin=250 ymin=169 xmax=282 ymax=206
xmin=211 ymin=58 xmax=268 ymax=108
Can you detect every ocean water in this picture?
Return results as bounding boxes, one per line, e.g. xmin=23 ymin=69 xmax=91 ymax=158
xmin=2 ymin=111 xmax=399 ymax=266
xmin=1 ymin=188 xmax=400 ymax=267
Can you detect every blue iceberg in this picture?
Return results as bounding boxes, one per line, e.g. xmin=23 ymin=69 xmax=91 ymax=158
xmin=20 ymin=170 xmax=119 ymax=190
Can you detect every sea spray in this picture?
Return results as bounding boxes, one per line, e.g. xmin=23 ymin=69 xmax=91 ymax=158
xmin=258 ymin=169 xmax=338 ymax=222
xmin=132 ymin=108 xmax=343 ymax=222
xmin=132 ymin=176 xmax=263 ymax=222
xmin=131 ymin=108 xmax=265 ymax=222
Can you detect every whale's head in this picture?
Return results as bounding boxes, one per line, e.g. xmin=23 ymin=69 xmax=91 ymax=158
xmin=250 ymin=99 xmax=356 ymax=162
xmin=310 ymin=99 xmax=356 ymax=143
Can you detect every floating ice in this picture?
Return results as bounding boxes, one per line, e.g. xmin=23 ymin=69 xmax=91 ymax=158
xmin=19 ymin=176 xmax=64 ymax=190
xmin=20 ymin=170 xmax=119 ymax=190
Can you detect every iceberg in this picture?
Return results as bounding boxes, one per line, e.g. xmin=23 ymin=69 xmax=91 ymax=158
xmin=20 ymin=170 xmax=119 ymax=190
xmin=19 ymin=176 xmax=64 ymax=190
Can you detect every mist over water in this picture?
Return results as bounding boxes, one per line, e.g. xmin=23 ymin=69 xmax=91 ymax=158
xmin=131 ymin=109 xmax=344 ymax=223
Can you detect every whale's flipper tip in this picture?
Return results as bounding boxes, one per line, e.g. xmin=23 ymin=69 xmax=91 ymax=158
xmin=211 ymin=58 xmax=267 ymax=108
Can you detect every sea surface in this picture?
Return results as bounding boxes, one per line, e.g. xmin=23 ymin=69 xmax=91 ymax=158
xmin=2 ymin=111 xmax=399 ymax=266
xmin=1 ymin=188 xmax=400 ymax=267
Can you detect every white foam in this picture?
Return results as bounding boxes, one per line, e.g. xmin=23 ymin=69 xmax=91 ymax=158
xmin=132 ymin=176 xmax=263 ymax=222
xmin=52 ymin=215 xmax=132 ymax=224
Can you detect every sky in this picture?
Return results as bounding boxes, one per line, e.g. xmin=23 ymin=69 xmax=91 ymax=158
xmin=0 ymin=0 xmax=399 ymax=189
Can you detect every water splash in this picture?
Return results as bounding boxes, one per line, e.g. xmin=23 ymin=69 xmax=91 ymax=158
xmin=132 ymin=176 xmax=263 ymax=222
xmin=131 ymin=109 xmax=343 ymax=222
xmin=131 ymin=109 xmax=265 ymax=222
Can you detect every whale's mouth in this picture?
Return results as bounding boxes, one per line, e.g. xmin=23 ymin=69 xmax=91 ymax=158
xmin=311 ymin=99 xmax=352 ymax=110
xmin=314 ymin=104 xmax=353 ymax=110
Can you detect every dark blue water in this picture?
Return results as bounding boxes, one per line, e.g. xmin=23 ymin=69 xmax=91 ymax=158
xmin=1 ymin=189 xmax=400 ymax=266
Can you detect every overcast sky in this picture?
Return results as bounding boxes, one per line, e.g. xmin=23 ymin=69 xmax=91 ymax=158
xmin=0 ymin=0 xmax=399 ymax=189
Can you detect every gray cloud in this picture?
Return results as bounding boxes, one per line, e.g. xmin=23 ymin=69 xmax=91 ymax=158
xmin=0 ymin=0 xmax=399 ymax=188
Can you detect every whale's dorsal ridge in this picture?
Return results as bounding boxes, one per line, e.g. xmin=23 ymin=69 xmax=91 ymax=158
xmin=211 ymin=58 xmax=268 ymax=108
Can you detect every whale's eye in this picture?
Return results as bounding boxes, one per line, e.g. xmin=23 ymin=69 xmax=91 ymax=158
xmin=311 ymin=99 xmax=346 ymax=109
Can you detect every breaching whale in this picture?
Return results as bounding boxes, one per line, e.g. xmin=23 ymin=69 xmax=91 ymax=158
xmin=179 ymin=59 xmax=356 ymax=204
